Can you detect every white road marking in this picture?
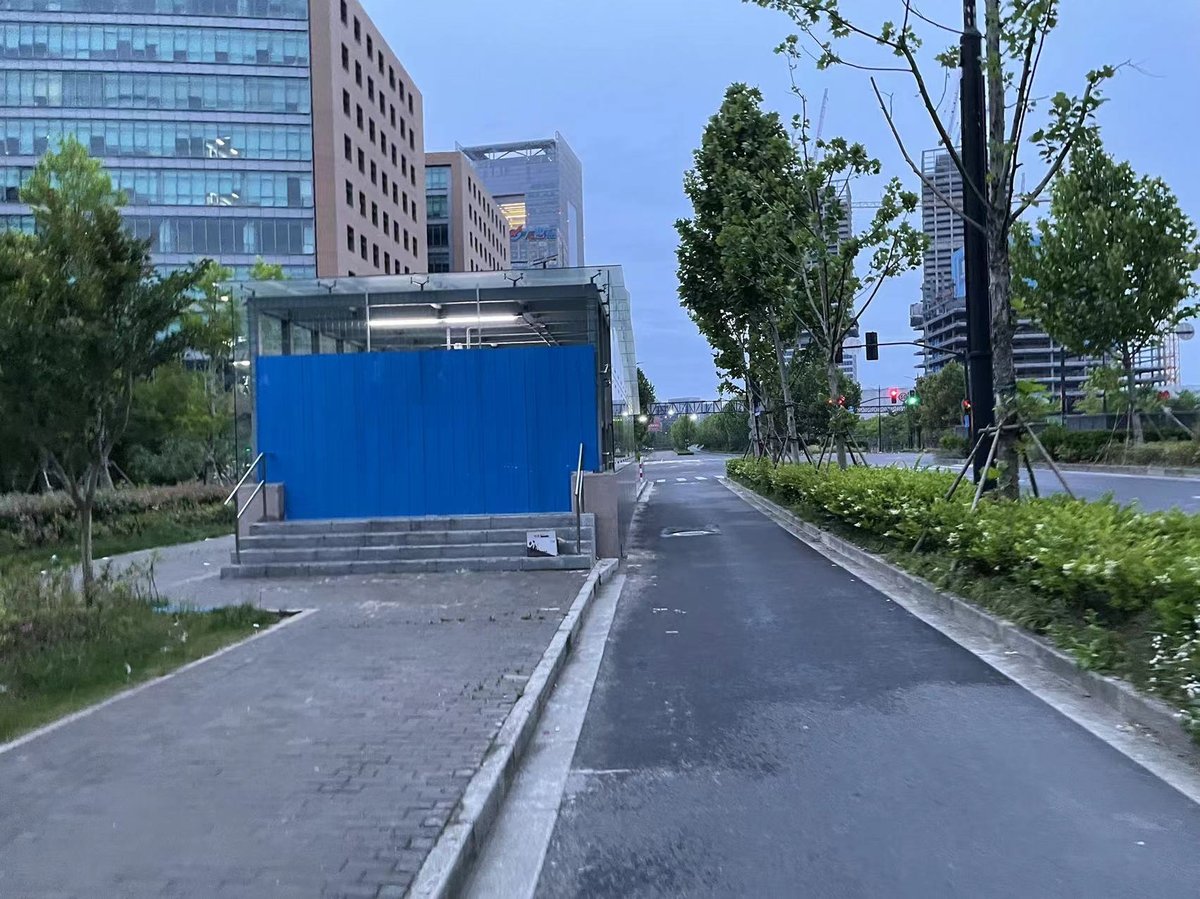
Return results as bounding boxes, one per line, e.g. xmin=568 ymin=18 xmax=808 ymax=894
xmin=656 ymin=479 xmax=666 ymax=484
xmin=676 ymin=477 xmax=687 ymax=482
xmin=695 ymin=476 xmax=708 ymax=481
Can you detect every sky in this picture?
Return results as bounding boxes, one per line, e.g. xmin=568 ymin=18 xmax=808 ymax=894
xmin=365 ymin=0 xmax=1200 ymax=400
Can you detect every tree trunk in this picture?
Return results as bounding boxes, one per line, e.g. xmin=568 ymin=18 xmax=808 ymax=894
xmin=1122 ymin=349 xmax=1144 ymax=445
xmin=827 ymin=360 xmax=847 ymax=469
xmin=78 ymin=500 xmax=95 ymax=599
xmin=988 ymin=224 xmax=1021 ymax=498
xmin=766 ymin=312 xmax=802 ymax=464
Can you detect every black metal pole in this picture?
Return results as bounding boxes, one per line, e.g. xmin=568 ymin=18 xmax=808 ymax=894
xmin=962 ymin=0 xmax=993 ymax=483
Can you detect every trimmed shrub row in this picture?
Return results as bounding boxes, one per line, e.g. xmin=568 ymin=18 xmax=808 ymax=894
xmin=0 ymin=484 xmax=230 ymax=550
xmin=728 ymin=457 xmax=1200 ymax=735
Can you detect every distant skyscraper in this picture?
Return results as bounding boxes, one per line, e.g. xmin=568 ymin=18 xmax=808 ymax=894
xmin=0 ymin=0 xmax=425 ymax=278
xmin=459 ymin=133 xmax=584 ymax=269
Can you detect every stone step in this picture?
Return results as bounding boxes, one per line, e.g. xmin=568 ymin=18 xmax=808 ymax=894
xmin=230 ymin=542 xmax=591 ymax=565
xmin=249 ymin=513 xmax=589 ymax=537
xmin=220 ymin=555 xmax=595 ymax=579
xmin=239 ymin=526 xmax=594 ymax=550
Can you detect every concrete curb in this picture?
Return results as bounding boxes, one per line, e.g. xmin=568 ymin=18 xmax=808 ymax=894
xmin=408 ymin=557 xmax=620 ymax=899
xmin=1038 ymin=461 xmax=1200 ymax=480
xmin=723 ymin=479 xmax=1198 ymax=763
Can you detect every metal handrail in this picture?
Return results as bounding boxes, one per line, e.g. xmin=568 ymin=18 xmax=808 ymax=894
xmin=574 ymin=443 xmax=585 ymax=556
xmin=227 ymin=452 xmax=268 ymax=565
xmin=237 ymin=479 xmax=266 ymax=520
xmin=224 ymin=452 xmax=266 ymax=505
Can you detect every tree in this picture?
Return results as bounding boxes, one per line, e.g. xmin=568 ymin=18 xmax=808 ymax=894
xmin=634 ymin=367 xmax=657 ymax=447
xmin=670 ymin=415 xmax=698 ymax=452
xmin=696 ymin=405 xmax=751 ymax=452
xmin=751 ymin=0 xmax=1115 ymax=495
xmin=249 ymin=257 xmax=286 ymax=281
xmin=1012 ymin=138 xmax=1200 ymax=443
xmin=678 ymin=84 xmax=806 ymax=462
xmin=788 ymin=346 xmax=861 ymax=444
xmin=0 ymin=138 xmax=205 ymax=589
xmin=180 ymin=261 xmax=236 ymax=482
xmin=914 ymin=361 xmax=967 ymax=436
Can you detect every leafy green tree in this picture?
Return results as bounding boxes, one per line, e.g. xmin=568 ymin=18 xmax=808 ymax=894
xmin=249 ymin=257 xmax=286 ymax=281
xmin=670 ymin=415 xmax=698 ymax=452
xmin=696 ymin=405 xmax=750 ymax=453
xmin=750 ymin=0 xmax=1115 ymax=496
xmin=634 ymin=367 xmax=657 ymax=447
xmin=914 ymin=362 xmax=967 ymax=437
xmin=0 ymin=138 xmax=205 ymax=589
xmin=1013 ymin=138 xmax=1200 ymax=443
xmin=678 ymin=84 xmax=804 ymax=461
xmin=1172 ymin=390 xmax=1200 ymax=413
xmin=788 ymin=346 xmax=861 ymax=443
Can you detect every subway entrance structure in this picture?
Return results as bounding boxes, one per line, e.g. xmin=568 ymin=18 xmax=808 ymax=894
xmin=223 ymin=267 xmax=639 ymax=577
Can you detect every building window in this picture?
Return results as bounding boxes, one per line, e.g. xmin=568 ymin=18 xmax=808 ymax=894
xmin=381 ymin=171 xmax=388 ymax=193
xmin=369 ymin=161 xmax=376 ymax=184
xmin=389 ymin=66 xmax=395 ymax=88
xmin=360 ymin=234 xmax=367 ymax=259
xmin=402 ymin=192 xmax=408 ymax=213
xmin=408 ymin=94 xmax=414 ymax=114
xmin=383 ymin=211 xmax=389 ymax=232
xmin=379 ymin=134 xmax=386 ymax=155
xmin=378 ymin=51 xmax=384 ymax=74
xmin=400 ymin=119 xmax=406 ymax=138
xmin=426 ymin=167 xmax=449 ymax=190
xmin=426 ymin=195 xmax=448 ymax=218
xmin=357 ymin=149 xmax=365 ymax=173
xmin=378 ymin=92 xmax=386 ymax=114
xmin=345 ymin=179 xmax=353 ymax=206
xmin=409 ymin=131 xmax=415 ymax=151
xmin=403 ymin=229 xmax=409 ymax=251
xmin=390 ymin=106 xmax=395 ymax=128
xmin=413 ymin=236 xmax=418 ymax=256
xmin=395 ymin=260 xmax=402 ymax=274
xmin=368 ymin=119 xmax=375 ymax=143
xmin=342 ymin=90 xmax=350 ymax=115
xmin=346 ymin=225 xmax=354 ymax=250
xmin=366 ymin=35 xmax=373 ymax=57
xmin=367 ymin=77 xmax=374 ymax=100
xmin=343 ymin=135 xmax=352 ymax=161
xmin=341 ymin=44 xmax=349 ymax=70
xmin=354 ymin=61 xmax=361 ymax=86
xmin=340 ymin=0 xmax=347 ymax=24
xmin=353 ymin=17 xmax=360 ymax=42
xmin=427 ymin=224 xmax=448 ymax=248
xmin=371 ymin=201 xmax=378 ymax=226
xmin=384 ymin=250 xmax=390 ymax=270
xmin=391 ymin=146 xmax=397 ymax=166
xmin=398 ymin=81 xmax=405 ymax=102
xmin=405 ymin=266 xmax=411 ymax=274
xmin=372 ymin=243 xmax=379 ymax=267
xmin=401 ymin=155 xmax=407 ymax=176
xmin=356 ymin=105 xmax=363 ymax=130
xmin=392 ymin=184 xmax=398 ymax=204
xmin=410 ymin=168 xmax=415 ymax=187
xmin=393 ymin=221 xmax=399 ymax=242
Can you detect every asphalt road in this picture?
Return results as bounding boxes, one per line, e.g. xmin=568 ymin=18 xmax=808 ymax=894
xmin=534 ymin=453 xmax=1200 ymax=897
xmin=866 ymin=451 xmax=1200 ymax=513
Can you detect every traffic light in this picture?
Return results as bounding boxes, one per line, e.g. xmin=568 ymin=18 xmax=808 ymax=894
xmin=889 ymin=387 xmax=900 ymax=404
xmin=905 ymin=391 xmax=921 ymax=408
xmin=865 ymin=331 xmax=879 ymax=361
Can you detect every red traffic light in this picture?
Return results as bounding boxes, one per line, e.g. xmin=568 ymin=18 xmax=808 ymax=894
xmin=889 ymin=387 xmax=900 ymax=404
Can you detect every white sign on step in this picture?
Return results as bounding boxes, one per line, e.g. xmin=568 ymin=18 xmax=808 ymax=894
xmin=527 ymin=530 xmax=559 ymax=557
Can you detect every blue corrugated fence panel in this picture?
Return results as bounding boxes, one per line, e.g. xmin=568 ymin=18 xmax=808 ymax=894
xmin=255 ymin=345 xmax=599 ymax=519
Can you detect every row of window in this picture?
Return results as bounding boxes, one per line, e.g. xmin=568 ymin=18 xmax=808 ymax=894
xmin=340 ymin=42 xmax=412 ymax=111
xmin=344 ymin=178 xmax=413 ymax=248
xmin=0 ymin=120 xmax=312 ymax=161
xmin=1 ymin=71 xmax=310 ymax=114
xmin=112 ymin=168 xmax=311 ymax=208
xmin=339 ymin=1 xmax=410 ymax=100
xmin=0 ymin=0 xmax=308 ymax=17
xmin=344 ymin=224 xmax=412 ymax=274
xmin=0 ymin=211 xmax=315 ymax=256
xmin=342 ymin=134 xmax=417 ymax=220
xmin=468 ymin=202 xmax=505 ymax=253
xmin=1 ymin=23 xmax=309 ymax=66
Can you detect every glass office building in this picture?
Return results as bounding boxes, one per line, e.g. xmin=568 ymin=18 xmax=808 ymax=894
xmin=0 ymin=0 xmax=317 ymax=278
xmin=459 ymin=133 xmax=584 ymax=270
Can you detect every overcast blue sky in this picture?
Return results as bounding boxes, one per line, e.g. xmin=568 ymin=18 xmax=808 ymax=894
xmin=368 ymin=0 xmax=1200 ymax=399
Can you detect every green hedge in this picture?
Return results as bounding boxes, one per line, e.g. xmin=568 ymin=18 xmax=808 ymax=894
xmin=0 ymin=484 xmax=230 ymax=550
xmin=1038 ymin=426 xmax=1200 ymax=466
xmin=728 ymin=457 xmax=1200 ymax=735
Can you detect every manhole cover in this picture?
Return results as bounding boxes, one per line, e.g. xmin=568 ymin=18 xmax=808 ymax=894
xmin=660 ymin=526 xmax=721 ymax=538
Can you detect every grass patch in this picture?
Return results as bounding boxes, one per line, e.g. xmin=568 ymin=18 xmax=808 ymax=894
xmin=0 ymin=566 xmax=280 ymax=743
xmin=0 ymin=519 xmax=232 ymax=574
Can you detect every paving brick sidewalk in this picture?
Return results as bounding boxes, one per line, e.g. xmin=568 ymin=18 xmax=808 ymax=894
xmin=0 ymin=540 xmax=586 ymax=898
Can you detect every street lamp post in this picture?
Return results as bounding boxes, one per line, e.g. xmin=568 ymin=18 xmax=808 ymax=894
xmin=961 ymin=0 xmax=994 ymax=483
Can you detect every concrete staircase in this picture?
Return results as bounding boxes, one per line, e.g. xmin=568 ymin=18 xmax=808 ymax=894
xmin=220 ymin=513 xmax=596 ymax=579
